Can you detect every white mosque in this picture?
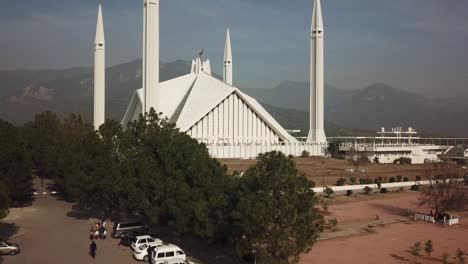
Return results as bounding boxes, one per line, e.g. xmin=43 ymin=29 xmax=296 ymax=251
xmin=93 ymin=0 xmax=329 ymax=159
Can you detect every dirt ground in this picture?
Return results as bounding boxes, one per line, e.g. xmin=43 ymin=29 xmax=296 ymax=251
xmin=300 ymin=192 xmax=468 ymax=264
xmin=221 ymin=157 xmax=468 ymax=186
xmin=0 ymin=179 xmax=242 ymax=264
xmin=1 ymin=179 xmax=466 ymax=264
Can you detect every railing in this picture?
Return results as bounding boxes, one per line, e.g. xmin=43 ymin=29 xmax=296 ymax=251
xmin=414 ymin=213 xmax=435 ymax=223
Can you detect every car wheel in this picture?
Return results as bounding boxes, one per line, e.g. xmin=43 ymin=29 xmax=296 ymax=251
xmin=10 ymin=250 xmax=18 ymax=256
xmin=143 ymin=255 xmax=149 ymax=262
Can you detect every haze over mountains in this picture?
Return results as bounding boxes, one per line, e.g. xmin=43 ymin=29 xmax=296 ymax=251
xmin=0 ymin=60 xmax=466 ymax=136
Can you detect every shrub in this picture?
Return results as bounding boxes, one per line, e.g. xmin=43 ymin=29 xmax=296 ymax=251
xmin=324 ymin=186 xmax=334 ymax=198
xmin=336 ymin=178 xmax=347 ymax=186
xmin=403 ymin=177 xmax=409 ymax=182
xmin=359 ymin=178 xmax=365 ymax=184
xmin=415 ymin=175 xmax=422 ymax=181
xmin=389 ymin=177 xmax=396 ymax=183
xmin=397 ymin=175 xmax=403 ymax=182
xmin=410 ymin=184 xmax=420 ymax=191
xmin=350 ymin=177 xmax=357 ymax=184
xmin=363 ymin=186 xmax=372 ymax=194
xmin=327 ymin=218 xmax=338 ymax=227
xmin=424 ymin=240 xmax=433 ymax=256
xmin=364 ymin=178 xmax=373 ymax=184
xmin=380 ymin=188 xmax=388 ymax=193
xmin=346 ymin=190 xmax=353 ymax=196
xmin=301 ymin=150 xmax=310 ymax=158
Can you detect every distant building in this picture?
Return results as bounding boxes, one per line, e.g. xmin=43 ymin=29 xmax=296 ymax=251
xmin=330 ymin=127 xmax=458 ymax=164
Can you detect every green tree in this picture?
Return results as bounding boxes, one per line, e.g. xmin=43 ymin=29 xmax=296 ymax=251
xmin=424 ymin=240 xmax=433 ymax=256
xmin=324 ymin=186 xmax=334 ymax=198
xmin=409 ymin=242 xmax=422 ymax=264
xmin=0 ymin=181 xmax=10 ymax=219
xmin=0 ymin=120 xmax=32 ymax=205
xmin=232 ymin=152 xmax=323 ymax=263
xmin=23 ymin=111 xmax=62 ymax=186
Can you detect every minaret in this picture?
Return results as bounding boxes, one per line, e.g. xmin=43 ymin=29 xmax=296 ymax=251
xmin=307 ymin=0 xmax=327 ymax=144
xmin=94 ymin=0 xmax=105 ymax=130
xmin=223 ymin=27 xmax=233 ymax=86
xmin=143 ymin=0 xmax=159 ymax=113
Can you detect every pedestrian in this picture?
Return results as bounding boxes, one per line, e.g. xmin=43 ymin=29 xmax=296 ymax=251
xmin=94 ymin=229 xmax=99 ymax=240
xmin=102 ymin=219 xmax=107 ymax=228
xmin=103 ymin=228 xmax=107 ymax=240
xmin=99 ymin=225 xmax=105 ymax=239
xmin=90 ymin=240 xmax=97 ymax=259
xmin=89 ymin=227 xmax=95 ymax=241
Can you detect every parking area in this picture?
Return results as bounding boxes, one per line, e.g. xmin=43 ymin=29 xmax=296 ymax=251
xmin=1 ymin=194 xmax=136 ymax=264
xmin=0 ymin=179 xmax=242 ymax=264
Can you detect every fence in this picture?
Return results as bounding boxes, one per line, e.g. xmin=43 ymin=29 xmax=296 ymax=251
xmin=414 ymin=213 xmax=435 ymax=223
xmin=206 ymin=142 xmax=327 ymax=159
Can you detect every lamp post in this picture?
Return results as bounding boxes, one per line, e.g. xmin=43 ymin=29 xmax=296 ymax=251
xmin=252 ymin=248 xmax=257 ymax=264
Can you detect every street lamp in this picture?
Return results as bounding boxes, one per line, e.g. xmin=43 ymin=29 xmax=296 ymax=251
xmin=252 ymin=248 xmax=257 ymax=264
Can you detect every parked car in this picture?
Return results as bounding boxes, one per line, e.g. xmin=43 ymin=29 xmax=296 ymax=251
xmin=0 ymin=241 xmax=20 ymax=256
xmin=119 ymin=231 xmax=158 ymax=247
xmin=111 ymin=221 xmax=145 ymax=238
xmin=131 ymin=235 xmax=163 ymax=251
xmin=133 ymin=243 xmax=164 ymax=262
xmin=151 ymin=244 xmax=186 ymax=264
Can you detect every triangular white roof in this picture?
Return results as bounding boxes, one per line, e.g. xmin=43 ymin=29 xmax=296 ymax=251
xmin=122 ymin=69 xmax=297 ymax=143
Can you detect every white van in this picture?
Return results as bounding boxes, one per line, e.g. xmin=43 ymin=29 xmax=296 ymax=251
xmin=150 ymin=244 xmax=186 ymax=264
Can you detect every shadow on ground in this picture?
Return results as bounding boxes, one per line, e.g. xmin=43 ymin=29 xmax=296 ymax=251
xmin=369 ymin=203 xmax=416 ymax=217
xmin=0 ymin=222 xmax=20 ymax=264
xmin=147 ymin=226 xmax=246 ymax=264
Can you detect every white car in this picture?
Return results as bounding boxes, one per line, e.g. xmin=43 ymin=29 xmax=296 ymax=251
xmin=133 ymin=243 xmax=163 ymax=262
xmin=151 ymin=244 xmax=186 ymax=264
xmin=131 ymin=235 xmax=163 ymax=251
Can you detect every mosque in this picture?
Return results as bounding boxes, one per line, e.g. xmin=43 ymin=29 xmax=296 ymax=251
xmin=93 ymin=0 xmax=328 ymax=158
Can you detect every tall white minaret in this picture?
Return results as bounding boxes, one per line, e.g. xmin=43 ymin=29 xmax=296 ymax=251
xmin=223 ymin=27 xmax=233 ymax=86
xmin=307 ymin=0 xmax=327 ymax=144
xmin=94 ymin=0 xmax=105 ymax=130
xmin=143 ymin=0 xmax=160 ymax=113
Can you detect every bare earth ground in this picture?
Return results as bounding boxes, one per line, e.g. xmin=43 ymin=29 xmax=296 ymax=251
xmin=300 ymin=192 xmax=468 ymax=264
xmin=221 ymin=157 xmax=468 ymax=186
xmin=0 ymin=179 xmax=242 ymax=264
xmin=1 ymin=178 xmax=467 ymax=264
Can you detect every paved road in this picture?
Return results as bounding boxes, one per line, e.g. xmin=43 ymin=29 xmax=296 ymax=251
xmin=1 ymin=185 xmax=135 ymax=264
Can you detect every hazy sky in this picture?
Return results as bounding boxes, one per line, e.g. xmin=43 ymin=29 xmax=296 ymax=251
xmin=2 ymin=0 xmax=468 ymax=97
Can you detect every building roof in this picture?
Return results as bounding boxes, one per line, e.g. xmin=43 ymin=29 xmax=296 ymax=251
xmin=122 ymin=66 xmax=297 ymax=142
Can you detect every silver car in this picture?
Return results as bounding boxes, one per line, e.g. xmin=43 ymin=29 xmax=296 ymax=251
xmin=0 ymin=241 xmax=20 ymax=255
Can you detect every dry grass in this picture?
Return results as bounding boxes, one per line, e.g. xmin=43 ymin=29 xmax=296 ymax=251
xmin=220 ymin=157 xmax=462 ymax=186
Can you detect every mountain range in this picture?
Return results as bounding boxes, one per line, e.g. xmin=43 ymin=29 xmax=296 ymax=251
xmin=0 ymin=59 xmax=466 ymax=137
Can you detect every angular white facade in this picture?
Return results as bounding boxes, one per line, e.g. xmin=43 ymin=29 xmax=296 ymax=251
xmin=122 ymin=63 xmax=297 ymax=144
xmin=307 ymin=0 xmax=327 ymax=144
xmin=143 ymin=0 xmax=159 ymax=113
xmin=93 ymin=2 xmax=105 ymax=130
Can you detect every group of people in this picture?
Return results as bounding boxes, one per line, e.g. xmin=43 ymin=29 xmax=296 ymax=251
xmin=429 ymin=210 xmax=455 ymax=225
xmin=89 ymin=219 xmax=108 ymax=259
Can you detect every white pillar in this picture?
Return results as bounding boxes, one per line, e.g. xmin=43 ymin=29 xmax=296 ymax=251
xmin=94 ymin=1 xmax=105 ymax=130
xmin=143 ymin=0 xmax=160 ymax=113
xmin=307 ymin=0 xmax=327 ymax=144
xmin=223 ymin=27 xmax=233 ymax=86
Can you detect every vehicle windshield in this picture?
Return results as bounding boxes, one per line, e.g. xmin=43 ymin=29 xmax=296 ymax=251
xmin=139 ymin=244 xmax=148 ymax=251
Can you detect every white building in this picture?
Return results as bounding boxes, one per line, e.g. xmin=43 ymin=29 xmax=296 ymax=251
xmin=119 ymin=0 xmax=327 ymax=159
xmin=332 ymin=127 xmax=452 ymax=164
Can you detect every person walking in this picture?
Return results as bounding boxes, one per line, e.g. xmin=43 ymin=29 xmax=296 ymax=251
xmin=89 ymin=240 xmax=97 ymax=259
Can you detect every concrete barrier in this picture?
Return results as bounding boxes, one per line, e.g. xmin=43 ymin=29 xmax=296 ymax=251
xmin=312 ymin=181 xmax=430 ymax=194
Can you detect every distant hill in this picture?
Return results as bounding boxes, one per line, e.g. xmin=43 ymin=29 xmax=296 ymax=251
xmin=244 ymin=82 xmax=468 ymax=137
xmin=1 ymin=60 xmax=466 ymax=137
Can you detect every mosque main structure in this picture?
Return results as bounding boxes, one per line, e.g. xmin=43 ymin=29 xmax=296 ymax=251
xmin=93 ymin=0 xmax=328 ymax=158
